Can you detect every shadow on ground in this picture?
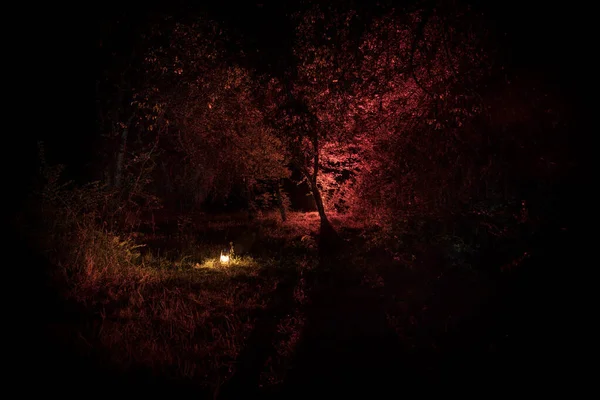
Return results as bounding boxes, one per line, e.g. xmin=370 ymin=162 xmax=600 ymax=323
xmin=17 ymin=220 xmax=575 ymax=398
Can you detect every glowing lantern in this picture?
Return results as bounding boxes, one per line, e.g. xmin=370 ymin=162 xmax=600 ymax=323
xmin=220 ymin=251 xmax=230 ymax=265
xmin=220 ymin=243 xmax=234 ymax=265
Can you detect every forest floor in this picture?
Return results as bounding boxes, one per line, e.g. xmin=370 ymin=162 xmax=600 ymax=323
xmin=20 ymin=211 xmax=570 ymax=398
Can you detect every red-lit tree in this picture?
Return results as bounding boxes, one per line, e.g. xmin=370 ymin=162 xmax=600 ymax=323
xmin=346 ymin=1 xmax=567 ymax=265
xmin=263 ymin=4 xmax=367 ymax=238
xmin=263 ymin=2 xmax=492 ymax=230
xmin=347 ymin=2 xmax=497 ymax=228
xmin=265 ymin=1 xmax=504 ymax=248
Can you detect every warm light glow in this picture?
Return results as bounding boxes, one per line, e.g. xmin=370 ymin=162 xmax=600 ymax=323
xmin=220 ymin=253 xmax=230 ymax=264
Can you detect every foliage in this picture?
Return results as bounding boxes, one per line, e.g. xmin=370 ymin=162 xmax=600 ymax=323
xmin=264 ymin=2 xmax=565 ymax=268
xmin=346 ymin=3 xmax=494 ymax=219
xmin=24 ymin=142 xmax=161 ymax=288
xmin=137 ymin=18 xmax=290 ymax=208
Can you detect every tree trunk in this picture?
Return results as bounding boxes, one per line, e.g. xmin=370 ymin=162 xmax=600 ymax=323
xmin=245 ymin=179 xmax=257 ymax=221
xmin=308 ymin=130 xmax=335 ymax=234
xmin=310 ymin=180 xmax=328 ymax=225
xmin=275 ymin=181 xmax=286 ymax=222
xmin=308 ymin=178 xmax=337 ymax=242
xmin=301 ymin=131 xmax=340 ymax=252
xmin=114 ymin=115 xmax=134 ymax=188
xmin=114 ymin=128 xmax=127 ymax=188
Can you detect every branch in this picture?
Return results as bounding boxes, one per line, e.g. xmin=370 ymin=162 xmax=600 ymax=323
xmin=409 ymin=2 xmax=436 ymax=98
xmin=442 ymin=16 xmax=459 ymax=79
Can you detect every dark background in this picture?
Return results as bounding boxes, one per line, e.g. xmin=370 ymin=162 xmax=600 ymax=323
xmin=23 ymin=0 xmax=588 ymax=178
xmin=7 ymin=0 xmax=585 ymax=216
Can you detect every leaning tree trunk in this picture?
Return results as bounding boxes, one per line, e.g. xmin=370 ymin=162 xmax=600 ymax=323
xmin=307 ymin=179 xmax=341 ymax=254
xmin=300 ymin=131 xmax=341 ymax=253
xmin=309 ymin=179 xmax=331 ymax=229
xmin=311 ymin=134 xmax=335 ymax=233
xmin=302 ymin=171 xmax=338 ymax=242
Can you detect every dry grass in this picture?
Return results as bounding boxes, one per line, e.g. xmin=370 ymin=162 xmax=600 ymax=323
xmin=40 ymin=198 xmax=504 ymax=397
xmin=48 ymin=213 xmax=322 ymax=396
xmin=66 ymin=252 xmax=283 ymax=394
xmin=90 ymin=265 xmax=272 ymax=387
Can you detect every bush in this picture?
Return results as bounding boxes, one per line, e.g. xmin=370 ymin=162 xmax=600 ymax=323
xmin=22 ymin=143 xmax=153 ymax=290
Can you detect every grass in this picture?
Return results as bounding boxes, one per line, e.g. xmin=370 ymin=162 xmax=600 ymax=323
xmin=33 ymin=207 xmax=552 ymax=397
xmin=42 ymin=211 xmax=321 ymax=396
xmin=67 ymin=255 xmax=290 ymax=392
xmin=86 ymin=263 xmax=273 ymax=391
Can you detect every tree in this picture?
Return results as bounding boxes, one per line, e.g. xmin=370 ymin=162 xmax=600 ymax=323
xmin=341 ymin=0 xmax=569 ymax=265
xmin=346 ymin=1 xmax=497 ymax=226
xmin=265 ymin=0 xmax=504 ymax=243
xmin=263 ymin=4 xmax=367 ymax=239
xmin=94 ymin=13 xmax=164 ymax=231
xmin=138 ymin=17 xmax=290 ymax=215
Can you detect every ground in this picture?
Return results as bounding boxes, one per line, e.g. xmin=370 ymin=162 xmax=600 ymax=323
xmin=17 ymin=210 xmax=567 ymax=397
